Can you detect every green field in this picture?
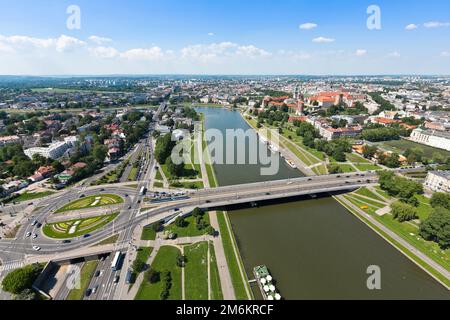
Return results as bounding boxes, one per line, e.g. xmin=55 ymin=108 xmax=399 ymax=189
xmin=67 ymin=261 xmax=98 ymax=300
xmin=9 ymin=191 xmax=55 ymax=203
xmin=354 ymin=163 xmax=382 ymax=171
xmin=55 ymin=194 xmax=124 ymax=213
xmin=341 ymin=189 xmax=450 ymax=285
xmin=155 ymin=170 xmax=163 ymax=181
xmin=216 ymin=211 xmax=250 ymax=300
xmin=129 ymin=247 xmax=153 ymax=285
xmin=335 ymin=195 xmax=450 ymax=287
xmin=134 ymin=246 xmax=182 ymax=300
xmin=377 ymin=139 xmax=450 ymax=159
xmin=354 ymin=187 xmax=385 ymax=202
xmin=184 ymin=242 xmax=209 ymax=300
xmin=43 ymin=213 xmax=119 ymax=239
xmin=141 ymin=224 xmax=158 ymax=240
xmin=153 ymin=182 xmax=164 ymax=188
xmin=165 ymin=215 xmax=211 ymax=238
xmin=209 ymin=241 xmax=223 ymax=300
xmin=128 ymin=167 xmax=139 ymax=181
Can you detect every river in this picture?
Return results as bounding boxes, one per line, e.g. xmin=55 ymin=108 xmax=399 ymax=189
xmin=197 ymin=107 xmax=450 ymax=300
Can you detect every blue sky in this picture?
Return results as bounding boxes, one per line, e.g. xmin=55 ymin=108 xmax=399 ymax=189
xmin=0 ymin=0 xmax=449 ymax=75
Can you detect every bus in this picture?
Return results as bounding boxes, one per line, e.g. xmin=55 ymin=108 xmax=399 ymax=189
xmin=111 ymin=252 xmax=122 ymax=271
xmin=140 ymin=186 xmax=147 ymax=196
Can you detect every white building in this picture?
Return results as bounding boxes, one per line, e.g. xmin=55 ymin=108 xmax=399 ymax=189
xmin=424 ymin=171 xmax=450 ymax=193
xmin=25 ymin=141 xmax=71 ymax=160
xmin=410 ymin=128 xmax=450 ymax=152
xmin=24 ymin=136 xmax=79 ymax=160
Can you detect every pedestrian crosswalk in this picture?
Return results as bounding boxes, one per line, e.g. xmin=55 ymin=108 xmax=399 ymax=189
xmin=0 ymin=260 xmax=24 ymax=273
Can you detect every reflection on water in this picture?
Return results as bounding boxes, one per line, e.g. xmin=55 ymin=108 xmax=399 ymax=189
xmin=197 ymin=107 xmax=450 ymax=299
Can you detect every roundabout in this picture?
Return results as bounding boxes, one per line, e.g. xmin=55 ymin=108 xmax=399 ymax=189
xmin=42 ymin=212 xmax=119 ymax=239
xmin=54 ymin=194 xmax=124 ymax=213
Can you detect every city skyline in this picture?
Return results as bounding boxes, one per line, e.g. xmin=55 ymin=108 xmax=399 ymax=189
xmin=0 ymin=0 xmax=450 ymax=75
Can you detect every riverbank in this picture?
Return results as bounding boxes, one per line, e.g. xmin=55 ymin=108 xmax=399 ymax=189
xmin=242 ymin=113 xmax=318 ymax=176
xmin=200 ymin=110 xmax=254 ymax=300
xmin=334 ymin=194 xmax=450 ymax=289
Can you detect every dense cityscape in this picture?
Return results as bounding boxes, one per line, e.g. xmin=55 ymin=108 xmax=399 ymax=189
xmin=0 ymin=75 xmax=449 ymax=302
xmin=0 ymin=0 xmax=449 ymax=310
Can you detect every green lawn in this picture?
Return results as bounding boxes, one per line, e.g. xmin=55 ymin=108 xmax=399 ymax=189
xmin=128 ymin=167 xmax=139 ymax=181
xmin=67 ymin=261 xmax=98 ymax=300
xmin=354 ymin=187 xmax=386 ymax=203
xmin=155 ymin=170 xmax=163 ymax=181
xmin=346 ymin=153 xmax=371 ymax=164
xmin=209 ymin=241 xmax=223 ymax=300
xmin=10 ymin=191 xmax=55 ymax=203
xmin=129 ymin=247 xmax=153 ymax=285
xmin=141 ymin=224 xmax=158 ymax=240
xmin=153 ymin=182 xmax=164 ymax=188
xmin=165 ymin=215 xmax=211 ymax=238
xmin=374 ymin=186 xmax=394 ymax=201
xmin=134 ymin=246 xmax=182 ymax=300
xmin=336 ymin=196 xmax=450 ymax=287
xmin=184 ymin=242 xmax=209 ymax=300
xmin=43 ymin=213 xmax=119 ymax=239
xmin=95 ymin=234 xmax=119 ymax=246
xmin=216 ymin=211 xmax=250 ymax=300
xmin=378 ymin=139 xmax=450 ymax=159
xmin=336 ymin=164 xmax=356 ymax=173
xmin=55 ymin=194 xmax=124 ymax=213
xmin=350 ymin=194 xmax=386 ymax=209
xmin=170 ymin=181 xmax=204 ymax=190
xmin=354 ymin=163 xmax=382 ymax=171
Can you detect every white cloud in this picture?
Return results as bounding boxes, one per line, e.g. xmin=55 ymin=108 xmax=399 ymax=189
xmin=355 ymin=49 xmax=367 ymax=56
xmin=208 ymin=32 xmax=215 ymax=36
xmin=0 ymin=42 xmax=15 ymax=54
xmin=89 ymin=46 xmax=120 ymax=59
xmin=441 ymin=51 xmax=450 ymax=57
xmin=55 ymin=35 xmax=86 ymax=52
xmin=279 ymin=50 xmax=311 ymax=61
xmin=236 ymin=45 xmax=271 ymax=58
xmin=299 ymin=23 xmax=318 ymax=30
xmin=424 ymin=21 xmax=450 ymax=28
xmin=405 ymin=24 xmax=418 ymax=30
xmin=0 ymin=34 xmax=85 ymax=52
xmin=88 ymin=35 xmax=113 ymax=45
xmin=120 ymin=47 xmax=165 ymax=60
xmin=180 ymin=42 xmax=271 ymax=62
xmin=312 ymin=36 xmax=335 ymax=43
xmin=388 ymin=51 xmax=401 ymax=58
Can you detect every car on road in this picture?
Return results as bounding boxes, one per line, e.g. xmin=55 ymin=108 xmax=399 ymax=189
xmin=128 ymin=206 xmax=132 ymax=210
xmin=85 ymin=289 xmax=92 ymax=297
xmin=83 ymin=234 xmax=91 ymax=238
xmin=62 ymin=240 xmax=71 ymax=244
xmin=174 ymin=208 xmax=180 ymax=212
xmin=79 ymin=194 xmax=86 ymax=198
xmin=100 ymin=189 xmax=105 ymax=192
xmin=26 ymin=232 xmax=32 ymax=238
xmin=92 ymin=285 xmax=99 ymax=294
xmin=31 ymin=220 xmax=38 ymax=226
xmin=32 ymin=234 xmax=38 ymax=239
xmin=32 ymin=245 xmax=41 ymax=251
xmin=114 ymin=275 xmax=120 ymax=284
xmin=36 ymin=223 xmax=42 ymax=228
